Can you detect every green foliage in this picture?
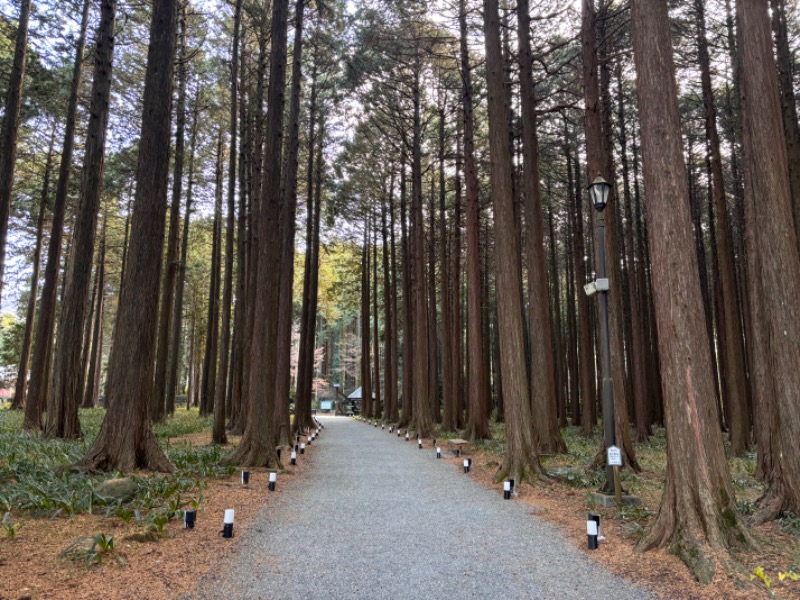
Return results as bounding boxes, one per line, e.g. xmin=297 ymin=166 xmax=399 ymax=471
xmin=0 ymin=408 xmax=214 ymax=537
xmin=2 ymin=511 xmax=18 ymax=539
xmin=61 ymin=533 xmax=115 ymax=566
xmin=0 ymin=313 xmax=24 ymax=369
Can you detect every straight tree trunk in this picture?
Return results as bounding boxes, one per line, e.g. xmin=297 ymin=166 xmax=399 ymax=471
xmin=153 ymin=1 xmax=189 ymax=423
xmin=440 ymin=101 xmax=456 ymax=432
xmin=695 ymin=0 xmax=750 ymax=453
xmin=0 ymin=0 xmax=33 ymax=302
xmin=737 ymin=0 xmax=800 ymax=524
xmin=769 ymin=0 xmax=800 ymax=241
xmin=631 ymin=0 xmax=752 ymax=582
xmin=273 ymin=0 xmax=305 ymax=446
xmin=201 ymin=139 xmax=224 ymax=417
xmin=381 ymin=179 xmax=396 ymax=422
xmin=399 ymin=150 xmax=414 ymax=428
xmin=225 ymin=0 xmax=288 ymax=468
xmin=166 ymin=89 xmax=201 ymax=416
xmin=451 ymin=123 xmax=463 ymax=430
xmin=12 ymin=128 xmax=54 ymax=410
xmin=410 ymin=47 xmax=432 ymax=438
xmin=23 ymin=0 xmax=92 ymax=429
xmin=427 ymin=159 xmax=439 ymax=424
xmin=213 ymin=0 xmax=245 ymax=445
xmin=81 ymin=0 xmax=178 ymax=471
xmin=295 ymin=62 xmax=318 ymax=433
xmin=373 ymin=223 xmax=382 ymax=419
xmin=82 ymin=226 xmax=105 ymax=409
xmin=459 ymin=0 xmax=488 ymax=441
xmin=483 ymin=0 xmax=543 ymax=482
xmin=518 ymin=0 xmax=564 ymax=453
xmin=45 ymin=0 xmax=115 ymax=439
xmin=361 ymin=220 xmax=373 ymax=419
xmin=389 ymin=166 xmax=401 ymax=423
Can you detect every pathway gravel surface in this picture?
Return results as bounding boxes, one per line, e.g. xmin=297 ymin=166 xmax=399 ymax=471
xmin=190 ymin=416 xmax=652 ymax=600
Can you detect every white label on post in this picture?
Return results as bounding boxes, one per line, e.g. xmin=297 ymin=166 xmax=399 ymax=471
xmin=587 ymin=520 xmax=598 ymax=536
xmin=503 ymin=481 xmax=511 ymax=491
xmin=269 ymin=472 xmax=277 ymax=482
xmin=224 ymin=509 xmax=235 ymax=524
xmin=607 ymin=445 xmax=622 ymax=467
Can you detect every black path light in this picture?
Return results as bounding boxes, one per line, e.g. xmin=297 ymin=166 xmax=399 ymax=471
xmin=405 ymin=432 xmax=409 ymax=441
xmin=418 ymin=438 xmax=423 ymax=449
xmin=503 ymin=481 xmax=512 ymax=500
xmin=587 ymin=174 xmax=620 ymax=500
xmin=184 ymin=509 xmax=196 ymax=529
xmin=290 ymin=451 xmax=297 ymax=465
xmin=463 ymin=458 xmax=472 ymax=473
xmin=436 ymin=447 xmax=441 ymax=459
xmin=222 ymin=509 xmax=235 ymax=538
xmin=268 ymin=471 xmax=277 ymax=492
xmin=241 ymin=471 xmax=250 ymax=486
xmin=300 ymin=442 xmax=306 ymax=454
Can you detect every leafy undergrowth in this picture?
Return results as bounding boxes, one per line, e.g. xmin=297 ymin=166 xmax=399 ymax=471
xmin=0 ymin=408 xmax=233 ymax=545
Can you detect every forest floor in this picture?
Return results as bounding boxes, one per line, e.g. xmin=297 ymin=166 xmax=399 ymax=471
xmin=0 ymin=407 xmax=319 ymax=600
xmin=1 ymin=409 xmax=798 ymax=599
xmin=417 ymin=419 xmax=800 ymax=599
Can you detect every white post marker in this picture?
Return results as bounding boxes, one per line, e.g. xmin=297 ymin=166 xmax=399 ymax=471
xmin=463 ymin=459 xmax=470 ymax=473
xmin=268 ymin=471 xmax=277 ymax=492
xmin=290 ymin=451 xmax=297 ymax=465
xmin=503 ymin=481 xmax=512 ymax=500
xmin=405 ymin=432 xmax=409 ymax=441
xmin=587 ymin=519 xmax=599 ymax=549
xmin=241 ymin=471 xmax=250 ymax=485
xmin=300 ymin=443 xmax=306 ymax=454
xmin=418 ymin=439 xmax=422 ymax=449
xmin=222 ymin=509 xmax=235 ymax=538
xmin=436 ymin=447 xmax=441 ymax=459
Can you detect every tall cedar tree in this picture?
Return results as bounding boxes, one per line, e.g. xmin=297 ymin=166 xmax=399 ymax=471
xmin=23 ymin=0 xmax=92 ymax=428
xmin=0 ymin=0 xmax=32 ymax=303
xmin=483 ymin=0 xmax=543 ymax=483
xmin=224 ymin=0 xmax=288 ymax=467
xmin=737 ymin=0 xmax=800 ymax=523
xmin=630 ymin=0 xmax=752 ymax=582
xmin=154 ymin=1 xmax=190 ymax=421
xmin=518 ymin=0 xmax=565 ymax=453
xmin=274 ymin=0 xmax=306 ymax=445
xmin=81 ymin=0 xmax=178 ymax=471
xmin=460 ymin=0 xmax=488 ymax=441
xmin=45 ymin=0 xmax=116 ymax=438
xmin=12 ymin=129 xmax=55 ymax=410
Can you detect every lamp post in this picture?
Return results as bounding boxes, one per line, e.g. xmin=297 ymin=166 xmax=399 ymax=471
xmin=587 ymin=175 xmax=616 ymax=496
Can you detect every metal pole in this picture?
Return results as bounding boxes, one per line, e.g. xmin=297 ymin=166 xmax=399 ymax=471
xmin=596 ymin=212 xmax=616 ymax=494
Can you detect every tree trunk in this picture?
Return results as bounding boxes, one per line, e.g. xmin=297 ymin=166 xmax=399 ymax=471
xmin=45 ymin=0 xmax=116 ymax=439
xmin=381 ymin=176 xmax=396 ymax=422
xmin=518 ymin=0 xmax=564 ymax=453
xmin=361 ymin=220 xmax=373 ymax=419
xmin=225 ymin=0 xmax=287 ymax=468
xmin=272 ymin=0 xmax=305 ymax=447
xmin=80 ymin=0 xmax=178 ymax=472
xmin=389 ymin=164 xmax=401 ymax=423
xmin=82 ymin=226 xmax=105 ymax=409
xmin=166 ymin=88 xmax=201 ymax=416
xmin=201 ymin=139 xmax=224 ymax=417
xmin=0 ymin=0 xmax=33 ymax=303
xmin=153 ymin=1 xmax=189 ymax=423
xmin=483 ymin=0 xmax=543 ymax=482
xmin=399 ymin=150 xmax=413 ymax=428
xmin=769 ymin=0 xmax=800 ymax=243
xmin=630 ymin=0 xmax=752 ymax=582
xmin=23 ymin=0 xmax=92 ymax=429
xmin=12 ymin=128 xmax=54 ymax=410
xmin=440 ymin=101 xmax=456 ymax=432
xmin=459 ymin=0 xmax=488 ymax=441
xmin=695 ymin=0 xmax=750 ymax=453
xmin=410 ymin=47 xmax=432 ymax=438
xmin=737 ymin=0 xmax=800 ymax=524
xmin=373 ymin=223 xmax=382 ymax=420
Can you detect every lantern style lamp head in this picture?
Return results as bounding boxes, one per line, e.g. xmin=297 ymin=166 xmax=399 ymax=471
xmin=588 ymin=175 xmax=611 ymax=212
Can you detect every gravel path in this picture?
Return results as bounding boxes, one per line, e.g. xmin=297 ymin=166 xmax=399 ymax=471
xmin=190 ymin=417 xmax=652 ymax=600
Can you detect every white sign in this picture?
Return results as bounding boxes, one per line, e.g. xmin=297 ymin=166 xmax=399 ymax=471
xmin=586 ymin=520 xmax=598 ymax=536
xmin=607 ymin=445 xmax=622 ymax=467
